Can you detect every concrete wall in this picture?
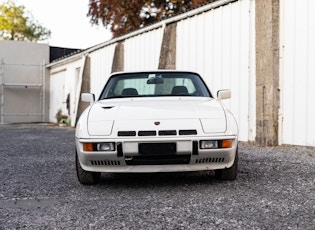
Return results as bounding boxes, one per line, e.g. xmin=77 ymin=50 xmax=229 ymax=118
xmin=111 ymin=42 xmax=124 ymax=73
xmin=255 ymin=0 xmax=280 ymax=146
xmin=0 ymin=40 xmax=49 ymax=123
xmin=158 ymin=23 xmax=177 ymax=70
xmin=77 ymin=56 xmax=91 ymax=124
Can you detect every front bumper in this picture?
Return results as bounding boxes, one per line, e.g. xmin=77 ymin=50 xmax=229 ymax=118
xmin=76 ymin=136 xmax=238 ymax=173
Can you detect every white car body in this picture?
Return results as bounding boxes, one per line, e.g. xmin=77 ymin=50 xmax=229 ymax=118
xmin=75 ymin=71 xmax=238 ymax=184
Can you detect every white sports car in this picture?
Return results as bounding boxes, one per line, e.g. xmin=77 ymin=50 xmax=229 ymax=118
xmin=75 ymin=71 xmax=238 ymax=185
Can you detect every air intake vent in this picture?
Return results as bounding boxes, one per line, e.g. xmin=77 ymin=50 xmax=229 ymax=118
xmin=91 ymin=160 xmax=121 ymax=166
xmin=138 ymin=131 xmax=157 ymax=136
xmin=118 ymin=131 xmax=136 ymax=136
xmin=179 ymin=130 xmax=197 ymax=135
xmin=126 ymin=155 xmax=191 ymax=165
xmin=159 ymin=130 xmax=177 ymax=136
xmin=195 ymin=158 xmax=225 ymax=164
xmin=118 ymin=130 xmax=196 ymax=136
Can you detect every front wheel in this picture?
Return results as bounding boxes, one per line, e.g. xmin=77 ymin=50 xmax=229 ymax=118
xmin=76 ymin=152 xmax=101 ymax=185
xmin=215 ymin=148 xmax=238 ymax=180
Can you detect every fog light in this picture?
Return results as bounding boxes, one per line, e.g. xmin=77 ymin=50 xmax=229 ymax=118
xmin=97 ymin=142 xmax=115 ymax=151
xmin=200 ymin=140 xmax=218 ymax=149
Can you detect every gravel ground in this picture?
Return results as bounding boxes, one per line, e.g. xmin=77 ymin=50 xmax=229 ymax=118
xmin=0 ymin=124 xmax=314 ymax=229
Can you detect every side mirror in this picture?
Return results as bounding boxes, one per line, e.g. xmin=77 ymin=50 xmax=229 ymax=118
xmin=217 ymin=89 xmax=231 ymax=100
xmin=81 ymin=93 xmax=95 ymax=104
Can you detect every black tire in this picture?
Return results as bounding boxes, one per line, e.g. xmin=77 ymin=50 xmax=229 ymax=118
xmin=215 ymin=148 xmax=238 ymax=181
xmin=76 ymin=152 xmax=101 ymax=185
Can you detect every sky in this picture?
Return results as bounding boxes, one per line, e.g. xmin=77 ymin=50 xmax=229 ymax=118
xmin=1 ymin=0 xmax=112 ymax=49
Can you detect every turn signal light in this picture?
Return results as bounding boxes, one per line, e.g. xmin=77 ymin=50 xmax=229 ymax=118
xmin=221 ymin=140 xmax=232 ymax=148
xmin=83 ymin=143 xmax=94 ymax=151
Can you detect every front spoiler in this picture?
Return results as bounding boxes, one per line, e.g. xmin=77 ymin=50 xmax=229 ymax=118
xmin=76 ymin=137 xmax=238 ymax=173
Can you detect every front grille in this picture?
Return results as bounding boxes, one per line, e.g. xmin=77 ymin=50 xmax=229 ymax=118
xmin=126 ymin=155 xmax=191 ymax=165
xmin=195 ymin=158 xmax=225 ymax=164
xmin=139 ymin=143 xmax=176 ymax=155
xmin=91 ymin=160 xmax=121 ymax=166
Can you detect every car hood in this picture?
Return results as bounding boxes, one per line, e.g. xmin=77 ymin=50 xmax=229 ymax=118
xmin=87 ymin=97 xmax=227 ymax=136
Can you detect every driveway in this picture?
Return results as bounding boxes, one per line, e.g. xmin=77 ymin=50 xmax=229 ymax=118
xmin=0 ymin=124 xmax=314 ymax=229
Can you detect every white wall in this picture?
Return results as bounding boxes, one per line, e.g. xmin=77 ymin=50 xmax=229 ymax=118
xmin=176 ymin=0 xmax=255 ymax=142
xmin=89 ymin=44 xmax=116 ymax=99
xmin=280 ymin=0 xmax=315 ymax=146
xmin=124 ymin=28 xmax=164 ymax=71
xmin=49 ymin=70 xmax=65 ymax=123
xmin=89 ymin=28 xmax=164 ymax=99
xmin=49 ymin=57 xmax=84 ymax=125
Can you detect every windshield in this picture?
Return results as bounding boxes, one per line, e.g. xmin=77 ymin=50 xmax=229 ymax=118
xmin=99 ymin=72 xmax=212 ymax=100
